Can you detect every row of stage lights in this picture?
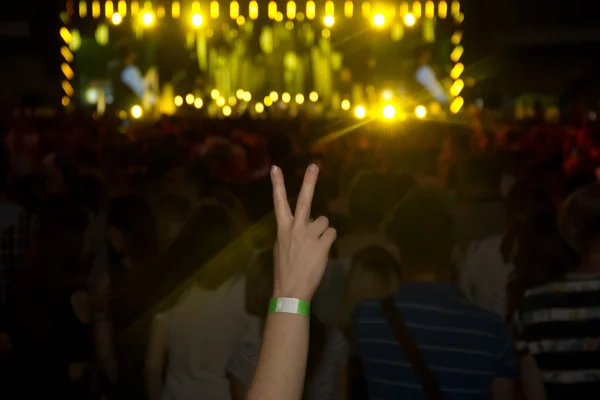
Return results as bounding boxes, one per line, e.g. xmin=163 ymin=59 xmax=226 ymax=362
xmin=74 ymin=0 xmax=463 ymax=27
xmin=169 ymin=89 xmax=463 ymax=120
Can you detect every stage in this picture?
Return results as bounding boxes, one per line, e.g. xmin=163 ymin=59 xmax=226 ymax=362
xmin=60 ymin=0 xmax=467 ymax=120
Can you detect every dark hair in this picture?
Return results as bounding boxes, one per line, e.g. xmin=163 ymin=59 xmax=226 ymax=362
xmin=348 ymin=172 xmax=398 ymax=230
xmin=388 ymin=191 xmax=455 ymax=270
xmin=246 ymin=249 xmax=327 ymax=396
xmin=108 ymin=195 xmax=158 ymax=266
xmin=506 ymin=212 xmax=576 ymax=319
xmin=350 ymin=245 xmax=401 ymax=281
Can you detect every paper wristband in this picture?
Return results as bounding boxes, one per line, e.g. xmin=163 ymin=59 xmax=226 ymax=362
xmin=268 ymin=297 xmax=311 ymax=317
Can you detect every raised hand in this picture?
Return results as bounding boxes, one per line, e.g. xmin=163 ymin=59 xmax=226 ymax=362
xmin=270 ymin=164 xmax=337 ymax=301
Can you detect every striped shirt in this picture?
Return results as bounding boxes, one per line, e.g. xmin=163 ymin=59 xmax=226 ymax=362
xmin=513 ymin=274 xmax=600 ymax=399
xmin=353 ymin=283 xmax=517 ymax=399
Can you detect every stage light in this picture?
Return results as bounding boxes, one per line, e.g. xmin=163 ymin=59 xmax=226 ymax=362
xmin=275 ymin=12 xmax=284 ymax=22
xmin=415 ymin=105 xmax=427 ymax=119
xmin=105 ymin=1 xmax=114 ymax=18
xmin=249 ymin=1 xmax=259 ymax=19
xmin=142 ymin=12 xmax=154 ymax=26
xmin=242 ymin=92 xmax=252 ymax=102
xmin=236 ymin=89 xmax=245 ymax=99
xmin=112 ymin=12 xmax=123 ymax=25
xmin=194 ymin=98 xmax=203 ymax=109
xmin=450 ymin=79 xmax=464 ymax=96
xmin=237 ymin=16 xmax=245 ymax=26
xmin=211 ymin=89 xmax=220 ymax=100
xmin=345 ymin=1 xmax=353 ymax=18
xmin=264 ymin=96 xmax=273 ymax=106
xmin=255 ymin=103 xmax=265 ymax=113
xmin=131 ymin=105 xmax=143 ymax=119
xmin=306 ymin=1 xmax=316 ymax=19
xmin=216 ymin=97 xmax=226 ymax=107
xmin=382 ymin=105 xmax=396 ymax=119
xmin=229 ymin=97 xmax=237 ymax=106
xmin=354 ymin=105 xmax=366 ymax=119
xmin=62 ymin=96 xmax=70 ymax=107
xmin=322 ymin=29 xmax=331 ymax=38
xmin=230 ymin=1 xmax=239 ymax=19
xmin=450 ymin=96 xmax=464 ymax=114
xmin=309 ymin=91 xmax=319 ymax=102
xmin=373 ymin=13 xmax=385 ymax=27
xmin=287 ymin=1 xmax=296 ymax=19
xmin=174 ymin=96 xmax=183 ymax=106
xmin=323 ymin=15 xmax=335 ymax=27
xmin=118 ymin=0 xmax=127 ymax=16
xmin=382 ymin=89 xmax=393 ymax=100
xmin=270 ymin=91 xmax=279 ymax=102
xmin=186 ymin=94 xmax=194 ymax=105
xmin=85 ymin=88 xmax=98 ymax=104
xmin=295 ymin=94 xmax=305 ymax=104
xmin=223 ymin=105 xmax=232 ymax=116
xmin=325 ymin=0 xmax=334 ymax=15
xmin=191 ymin=13 xmax=203 ymax=27
xmin=172 ymin=1 xmax=180 ymax=18
xmin=268 ymin=1 xmax=277 ymax=19
xmin=450 ymin=62 xmax=464 ymax=79
xmin=210 ymin=1 xmax=219 ymax=18
xmin=404 ymin=13 xmax=415 ymax=26
xmin=438 ymin=0 xmax=447 ymax=18
xmin=282 ymin=92 xmax=291 ymax=103
xmin=450 ymin=45 xmax=464 ymax=62
xmin=341 ymin=99 xmax=351 ymax=110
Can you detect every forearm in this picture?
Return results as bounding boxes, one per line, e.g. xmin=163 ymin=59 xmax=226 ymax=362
xmin=248 ymin=313 xmax=309 ymax=400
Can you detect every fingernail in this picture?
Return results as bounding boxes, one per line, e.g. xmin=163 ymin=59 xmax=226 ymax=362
xmin=271 ymin=165 xmax=279 ymax=176
xmin=308 ymin=163 xmax=318 ymax=172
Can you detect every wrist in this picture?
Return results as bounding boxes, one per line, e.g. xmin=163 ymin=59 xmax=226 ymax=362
xmin=272 ymin=288 xmax=312 ymax=302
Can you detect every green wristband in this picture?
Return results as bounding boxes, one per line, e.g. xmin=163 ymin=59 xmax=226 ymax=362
xmin=268 ymin=297 xmax=311 ymax=317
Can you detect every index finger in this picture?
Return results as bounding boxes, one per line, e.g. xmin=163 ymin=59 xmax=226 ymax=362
xmin=294 ymin=164 xmax=319 ymax=223
xmin=271 ymin=165 xmax=293 ymax=228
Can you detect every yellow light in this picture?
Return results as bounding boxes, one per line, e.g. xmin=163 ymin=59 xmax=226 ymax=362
xmin=450 ymin=96 xmax=464 ymax=114
xmin=62 ymin=80 xmax=74 ymax=97
xmin=451 ymin=0 xmax=460 ymax=17
xmin=450 ymin=79 xmax=464 ymax=96
xmin=92 ymin=1 xmax=101 ymax=18
xmin=295 ymin=94 xmax=305 ymax=104
xmin=237 ymin=15 xmax=245 ymax=25
xmin=243 ymin=91 xmax=252 ymax=102
xmin=61 ymin=46 xmax=73 ymax=62
xmin=438 ymin=0 xmax=447 ymax=18
xmin=400 ymin=1 xmax=409 ymax=16
xmin=223 ymin=105 xmax=232 ymax=116
xmin=287 ymin=1 xmax=296 ymax=19
xmin=286 ymin=21 xmax=294 ymax=30
xmin=450 ymin=45 xmax=464 ymax=62
xmin=373 ymin=13 xmax=385 ymax=27
xmin=142 ymin=12 xmax=154 ymax=26
xmin=268 ymin=1 xmax=277 ymax=19
xmin=211 ymin=89 xmax=220 ymax=100
xmin=249 ymin=1 xmax=259 ymax=19
xmin=111 ymin=12 xmax=123 ymax=25
xmin=297 ymin=11 xmax=305 ymax=20
xmin=382 ymin=89 xmax=393 ymax=101
xmin=451 ymin=30 xmax=462 ymax=45
xmin=172 ymin=1 xmax=180 ymax=18
xmin=323 ymin=15 xmax=335 ymax=27
xmin=60 ymin=27 xmax=72 ymax=44
xmin=131 ymin=1 xmax=139 ymax=16
xmin=322 ymin=28 xmax=331 ymax=38
xmin=61 ymin=63 xmax=74 ymax=80
xmin=306 ymin=1 xmax=315 ymax=19
xmin=425 ymin=0 xmax=434 ymax=18
xmin=415 ymin=105 xmax=427 ymax=119
xmin=62 ymin=96 xmax=70 ymax=107
xmin=131 ymin=105 xmax=143 ymax=119
xmin=230 ymin=1 xmax=239 ymax=19
xmin=309 ymin=91 xmax=319 ymax=102
xmin=79 ymin=1 xmax=87 ymax=17
xmin=236 ymin=89 xmax=245 ymax=99
xmin=404 ymin=13 xmax=415 ymax=26
xmin=275 ymin=11 xmax=284 ymax=21
xmin=174 ymin=96 xmax=184 ymax=106
xmin=186 ymin=94 xmax=195 ymax=105
xmin=192 ymin=1 xmax=200 ymax=13
xmin=229 ymin=97 xmax=237 ymax=106
xmin=105 ymin=1 xmax=114 ymax=17
xmin=354 ymin=105 xmax=366 ymax=119
xmin=382 ymin=104 xmax=396 ymax=119
xmin=216 ymin=96 xmax=226 ymax=107
xmin=345 ymin=1 xmax=354 ymax=18
xmin=192 ymin=13 xmax=203 ymax=27
xmin=325 ymin=0 xmax=334 ymax=15
xmin=282 ymin=92 xmax=291 ymax=103
xmin=264 ymin=96 xmax=273 ymax=106
xmin=270 ymin=91 xmax=279 ymax=102
xmin=412 ymin=1 xmax=421 ymax=18
xmin=450 ymin=62 xmax=464 ymax=79
xmin=456 ymin=12 xmax=464 ymax=23
xmin=118 ymin=0 xmax=127 ymax=16
xmin=255 ymin=103 xmax=265 ymax=113
xmin=210 ymin=1 xmax=219 ymax=18
xmin=341 ymin=99 xmax=351 ymax=110
xmin=362 ymin=2 xmax=371 ymax=16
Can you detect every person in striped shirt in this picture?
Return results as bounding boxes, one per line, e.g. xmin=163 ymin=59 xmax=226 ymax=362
xmin=352 ymin=191 xmax=518 ymax=399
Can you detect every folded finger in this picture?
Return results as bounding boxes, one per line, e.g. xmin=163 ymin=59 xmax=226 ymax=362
xmin=294 ymin=164 xmax=319 ymax=223
xmin=308 ymin=216 xmax=330 ymax=238
xmin=320 ymin=227 xmax=337 ymax=248
xmin=271 ymin=166 xmax=292 ymax=228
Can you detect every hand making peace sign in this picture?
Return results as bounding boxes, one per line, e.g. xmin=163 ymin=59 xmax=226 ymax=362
xmin=270 ymin=164 xmax=337 ymax=301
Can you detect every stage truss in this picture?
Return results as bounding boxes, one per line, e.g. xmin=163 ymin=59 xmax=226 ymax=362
xmin=60 ymin=0 xmax=466 ymax=120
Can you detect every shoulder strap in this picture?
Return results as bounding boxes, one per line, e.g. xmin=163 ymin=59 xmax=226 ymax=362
xmin=381 ymin=297 xmax=444 ymax=400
